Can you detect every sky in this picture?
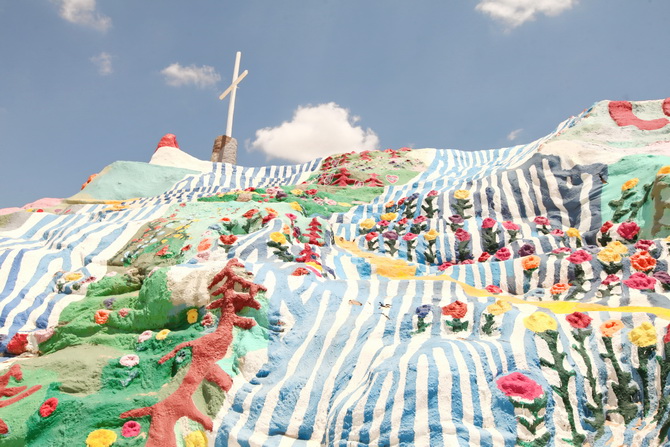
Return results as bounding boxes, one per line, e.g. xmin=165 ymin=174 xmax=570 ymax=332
xmin=1 ymin=0 xmax=669 ymax=208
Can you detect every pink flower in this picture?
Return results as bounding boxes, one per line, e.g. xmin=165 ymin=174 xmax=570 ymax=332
xmin=485 ymin=285 xmax=502 ymax=294
xmin=378 ymin=220 xmax=389 ymax=227
xmin=601 ymin=274 xmax=620 ymax=285
xmin=413 ymin=216 xmax=427 ymax=224
xmin=534 ymin=216 xmax=550 ymax=226
xmin=502 ymin=221 xmax=520 ymax=231
xmin=623 ymin=272 xmax=656 ymax=291
xmin=566 ymin=249 xmax=592 ymax=264
xmin=122 ymin=420 xmax=141 ymax=438
xmin=550 ymin=229 xmax=565 ymax=237
xmin=635 ymin=239 xmax=655 ymax=251
xmin=478 ymin=252 xmax=491 ymax=262
xmin=482 ymin=218 xmax=497 ymax=229
xmin=427 ymin=190 xmax=439 ymax=197
xmin=460 ymin=259 xmax=474 ymax=265
xmin=118 ymin=308 xmax=130 ymax=318
xmin=397 ymin=217 xmax=409 ymax=226
xmin=617 ymin=221 xmax=640 ymax=241
xmin=438 ymin=262 xmax=453 ymax=271
xmin=285 ymin=213 xmax=298 ymax=221
xmin=496 ymin=372 xmax=544 ymax=401
xmin=552 ymin=247 xmax=572 ymax=255
xmin=495 ymin=247 xmax=511 ymax=261
xmin=137 ymin=330 xmax=153 ymax=343
xmin=120 ymin=354 xmax=140 ymax=367
xmin=402 ymin=233 xmax=418 ymax=241
xmin=364 ymin=232 xmax=379 ymax=242
xmin=566 ymin=312 xmax=592 ymax=329
xmin=455 ymin=228 xmax=471 ymax=242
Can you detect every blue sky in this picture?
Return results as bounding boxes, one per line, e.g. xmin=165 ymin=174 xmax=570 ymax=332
xmin=1 ymin=0 xmax=669 ymax=208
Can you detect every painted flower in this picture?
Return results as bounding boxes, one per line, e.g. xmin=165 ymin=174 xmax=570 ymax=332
xmin=291 ymin=189 xmax=304 ymax=196
xmin=219 ymin=234 xmax=238 ymax=245
xmin=566 ymin=249 xmax=592 ymax=264
xmin=481 ymin=217 xmax=497 ymax=229
xmin=292 ymin=267 xmax=310 ymax=276
xmin=438 ymin=262 xmax=453 ymax=271
xmin=517 ymin=243 xmax=535 ymax=257
xmin=552 ymin=247 xmax=572 ymax=255
xmin=487 ymin=299 xmax=512 ymax=315
xmin=415 ymin=304 xmax=432 ymax=318
xmin=413 ymin=216 xmax=427 ymax=225
xmin=385 ymin=200 xmax=395 ymax=209
xmin=442 ymin=300 xmax=467 ymax=319
xmin=628 ymin=322 xmax=657 ymax=347
xmin=653 ymin=271 xmax=670 ymax=285
xmin=533 ymin=216 xmax=550 ymax=226
xmin=382 ymin=231 xmax=398 ymax=241
xmin=566 ymin=312 xmax=592 ymax=329
xmin=621 ymin=178 xmax=639 ymax=191
xmin=380 ymin=212 xmax=398 ymax=222
xmin=630 ymin=251 xmax=656 ymax=272
xmin=424 ymin=229 xmax=439 ymax=241
xmin=658 ymin=166 xmax=670 ymax=175
xmin=270 ymin=232 xmax=287 ymax=245
xmin=449 ymin=215 xmax=464 ymax=224
xmin=664 ymin=325 xmax=670 ymax=344
xmin=365 ymin=231 xmax=379 ymax=242
xmin=600 ymin=319 xmax=624 ymax=337
xmin=39 ymin=397 xmax=58 ymax=418
xmin=187 ymin=308 xmax=199 ymax=324
xmin=617 ymin=221 xmax=640 ymax=241
xmin=63 ymin=272 xmax=83 ymax=282
xmin=86 ymin=429 xmax=117 ymax=447
xmin=359 ymin=218 xmax=376 ymax=230
xmin=118 ymin=308 xmax=130 ymax=318
xmin=201 ymin=312 xmax=215 ymax=327
xmin=305 ymin=189 xmax=318 ymax=195
xmin=137 ymin=330 xmax=152 ymax=343
xmin=454 ymin=228 xmax=471 ymax=242
xmin=155 ymin=329 xmax=171 ymax=340
xmin=397 ymin=217 xmax=409 ymax=226
xmin=289 ymin=202 xmax=302 ymax=212
xmin=550 ymin=229 xmax=565 ymax=237
xmin=485 ymin=284 xmax=503 ymax=294
xmin=635 ymin=239 xmax=655 ymax=251
xmin=94 ymin=309 xmax=111 ymax=325
xmin=496 ymin=372 xmax=544 ymax=401
xmin=597 ymin=248 xmax=621 ymax=264
xmin=453 ymin=190 xmax=470 ymax=200
xmin=185 ymin=430 xmax=208 ymax=447
xmin=549 ymin=283 xmax=570 ymax=295
xmin=523 ymin=312 xmax=557 ymax=333
xmin=600 ymin=221 xmax=614 ymax=233
xmin=566 ymin=227 xmax=581 ymax=239
xmin=601 ymin=274 xmax=621 ymax=285
xmin=120 ymin=354 xmax=140 ymax=367
xmin=623 ymin=272 xmax=656 ymax=290
xmin=478 ymin=252 xmax=491 ymax=262
xmin=122 ymin=421 xmax=141 ymax=438
xmin=495 ymin=247 xmax=511 ymax=261
xmin=403 ymin=233 xmax=418 ymax=241
xmin=242 ymin=209 xmax=259 ymax=219
xmin=521 ymin=255 xmax=541 ymax=271
xmin=502 ymin=221 xmax=520 ymax=231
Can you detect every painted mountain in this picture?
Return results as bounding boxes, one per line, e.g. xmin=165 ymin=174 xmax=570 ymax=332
xmin=1 ymin=99 xmax=670 ymax=446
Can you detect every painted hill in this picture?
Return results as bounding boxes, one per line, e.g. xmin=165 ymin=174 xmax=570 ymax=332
xmin=0 ymin=99 xmax=670 ymax=446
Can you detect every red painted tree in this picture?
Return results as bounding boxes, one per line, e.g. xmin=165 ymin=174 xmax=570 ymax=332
xmin=303 ymin=218 xmax=324 ymax=246
xmin=331 ymin=168 xmax=355 ymax=186
xmin=0 ymin=364 xmax=42 ymax=434
xmin=295 ymin=243 xmax=320 ymax=264
xmin=364 ymin=173 xmax=384 ymax=187
xmin=120 ymin=259 xmax=266 ymax=446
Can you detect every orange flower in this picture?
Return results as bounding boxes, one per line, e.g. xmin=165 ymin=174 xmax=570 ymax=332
xmin=521 ymin=255 xmax=541 ymax=271
xmin=658 ymin=166 xmax=670 ymax=175
xmin=621 ymin=178 xmax=639 ymax=191
xmin=600 ymin=319 xmax=624 ymax=337
xmin=94 ymin=309 xmax=111 ymax=324
xmin=630 ymin=251 xmax=656 ymax=272
xmin=549 ymin=283 xmax=570 ymax=295
xmin=197 ymin=239 xmax=212 ymax=252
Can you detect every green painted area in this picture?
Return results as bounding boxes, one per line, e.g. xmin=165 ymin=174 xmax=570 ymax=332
xmin=68 ymin=161 xmax=197 ymax=201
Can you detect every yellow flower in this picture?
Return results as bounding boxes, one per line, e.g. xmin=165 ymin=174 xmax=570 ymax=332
xmin=63 ymin=272 xmax=83 ymax=282
xmin=658 ymin=166 xmax=670 ymax=175
xmin=566 ymin=228 xmax=581 ymax=239
xmin=454 ymin=190 xmax=470 ymax=200
xmin=424 ymin=229 xmax=439 ymax=241
xmin=270 ymin=232 xmax=287 ymax=245
xmin=597 ymin=248 xmax=621 ymax=264
xmin=523 ymin=312 xmax=557 ymax=333
xmin=289 ymin=202 xmax=302 ymax=212
xmin=359 ymin=218 xmax=376 ymax=230
xmin=86 ymin=429 xmax=117 ymax=447
xmin=291 ymin=189 xmax=304 ymax=196
xmin=380 ymin=212 xmax=397 ymax=222
xmin=487 ymin=300 xmax=512 ymax=316
xmin=621 ymin=178 xmax=639 ymax=191
xmin=187 ymin=308 xmax=199 ymax=324
xmin=606 ymin=241 xmax=629 ymax=256
xmin=156 ymin=329 xmax=171 ymax=340
xmin=185 ymin=430 xmax=208 ymax=447
xmin=628 ymin=322 xmax=657 ymax=347
xmin=338 ymin=202 xmax=351 ymax=207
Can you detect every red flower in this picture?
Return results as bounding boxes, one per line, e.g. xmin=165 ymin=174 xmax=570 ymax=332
xmin=219 ymin=234 xmax=238 ymax=245
xmin=534 ymin=216 xmax=550 ymax=226
xmin=305 ymin=189 xmax=318 ymax=195
xmin=442 ymin=300 xmax=467 ymax=319
xmin=402 ymin=233 xmax=418 ymax=241
xmin=600 ymin=221 xmax=613 ymax=233
xmin=39 ymin=398 xmax=58 ymax=418
xmin=242 ymin=209 xmax=259 ymax=219
xmin=496 ymin=372 xmax=544 ymax=401
xmin=478 ymin=252 xmax=491 ymax=262
xmin=617 ymin=221 xmax=640 ymax=241
xmin=502 ymin=221 xmax=520 ymax=231
xmin=495 ymin=247 xmax=511 ymax=261
xmin=664 ymin=325 xmax=670 ymax=344
xmin=397 ymin=197 xmax=407 ymax=206
xmin=485 ymin=285 xmax=502 ymax=294
xmin=455 ymin=229 xmax=471 ymax=242
xmin=291 ymin=267 xmax=310 ymax=276
xmin=601 ymin=274 xmax=620 ymax=285
xmin=623 ymin=272 xmax=656 ymax=290
xmin=460 ymin=259 xmax=474 ymax=264
xmin=566 ymin=312 xmax=592 ymax=329
xmin=397 ymin=217 xmax=409 ymax=226
xmin=630 ymin=251 xmax=656 ymax=272
xmin=482 ymin=218 xmax=497 ymax=229
xmin=156 ymin=245 xmax=169 ymax=256
xmin=6 ymin=333 xmax=29 ymax=355
xmin=438 ymin=262 xmax=453 ymax=271
xmin=365 ymin=232 xmax=379 ymax=241
xmin=566 ymin=249 xmax=592 ymax=264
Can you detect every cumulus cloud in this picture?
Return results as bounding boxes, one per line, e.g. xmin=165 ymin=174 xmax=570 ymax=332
xmin=507 ymin=128 xmax=523 ymax=141
xmin=161 ymin=63 xmax=221 ymax=88
xmin=250 ymin=103 xmax=380 ymax=163
xmin=475 ymin=0 xmax=578 ymax=28
xmin=55 ymin=0 xmax=111 ymax=31
xmin=90 ymin=52 xmax=113 ymax=75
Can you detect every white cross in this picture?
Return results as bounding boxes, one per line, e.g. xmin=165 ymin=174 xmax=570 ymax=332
xmin=219 ymin=51 xmax=248 ymax=138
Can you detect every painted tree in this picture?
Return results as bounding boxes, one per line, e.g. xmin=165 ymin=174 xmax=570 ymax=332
xmin=120 ymin=258 xmax=266 ymax=446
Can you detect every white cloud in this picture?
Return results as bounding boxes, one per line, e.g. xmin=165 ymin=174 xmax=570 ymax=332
xmin=161 ymin=63 xmax=221 ymax=88
xmin=507 ymin=128 xmax=523 ymax=141
xmin=475 ymin=0 xmax=578 ymax=28
xmin=250 ymin=103 xmax=380 ymax=163
xmin=55 ymin=0 xmax=111 ymax=32
xmin=90 ymin=52 xmax=113 ymax=76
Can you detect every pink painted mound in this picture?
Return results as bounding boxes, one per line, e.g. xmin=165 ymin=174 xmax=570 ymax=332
xmin=0 ymin=207 xmax=21 ymax=216
xmin=21 ymin=198 xmax=62 ymax=210
xmin=155 ymin=134 xmax=179 ymax=152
